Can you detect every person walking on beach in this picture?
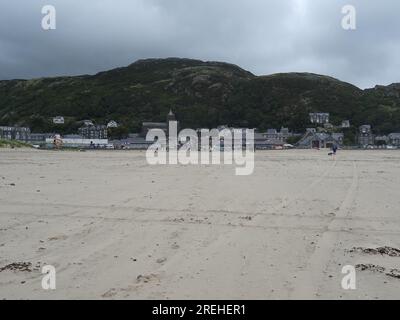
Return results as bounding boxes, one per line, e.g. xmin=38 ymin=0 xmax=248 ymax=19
xmin=332 ymin=144 xmax=338 ymax=155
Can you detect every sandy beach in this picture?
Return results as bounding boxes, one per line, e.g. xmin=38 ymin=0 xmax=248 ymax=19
xmin=1 ymin=148 xmax=400 ymax=300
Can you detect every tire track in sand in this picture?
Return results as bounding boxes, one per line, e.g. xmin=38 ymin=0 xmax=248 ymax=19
xmin=289 ymin=160 xmax=359 ymax=299
xmin=126 ymin=157 xmax=340 ymax=298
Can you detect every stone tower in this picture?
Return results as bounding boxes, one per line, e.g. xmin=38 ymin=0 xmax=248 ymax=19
xmin=167 ymin=109 xmax=176 ymax=123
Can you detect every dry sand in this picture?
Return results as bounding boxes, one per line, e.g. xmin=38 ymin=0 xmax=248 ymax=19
xmin=1 ymin=148 xmax=400 ymax=300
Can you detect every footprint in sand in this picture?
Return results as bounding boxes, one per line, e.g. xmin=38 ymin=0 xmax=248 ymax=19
xmin=136 ymin=274 xmax=160 ymax=284
xmin=48 ymin=234 xmax=68 ymax=241
xmin=101 ymin=288 xmax=117 ymax=298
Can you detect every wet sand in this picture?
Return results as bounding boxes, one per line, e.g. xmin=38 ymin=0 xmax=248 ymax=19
xmin=1 ymin=149 xmax=400 ymax=299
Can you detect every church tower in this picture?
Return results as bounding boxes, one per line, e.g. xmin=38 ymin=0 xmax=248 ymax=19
xmin=166 ymin=109 xmax=179 ymax=138
xmin=167 ymin=109 xmax=176 ymax=122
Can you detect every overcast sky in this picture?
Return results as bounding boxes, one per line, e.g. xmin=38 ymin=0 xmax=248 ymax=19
xmin=0 ymin=0 xmax=399 ymax=88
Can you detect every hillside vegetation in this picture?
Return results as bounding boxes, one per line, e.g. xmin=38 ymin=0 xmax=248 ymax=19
xmin=1 ymin=58 xmax=400 ymax=138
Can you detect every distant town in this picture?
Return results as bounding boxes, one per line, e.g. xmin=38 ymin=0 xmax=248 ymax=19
xmin=1 ymin=111 xmax=400 ymax=150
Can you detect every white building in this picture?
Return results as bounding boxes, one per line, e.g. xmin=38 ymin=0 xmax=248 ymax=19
xmin=46 ymin=136 xmax=108 ymax=148
xmin=53 ymin=116 xmax=65 ymax=124
xmin=342 ymin=120 xmax=351 ymax=128
xmin=83 ymin=120 xmax=94 ymax=126
xmin=107 ymin=120 xmax=119 ymax=128
xmin=309 ymin=113 xmax=330 ymax=124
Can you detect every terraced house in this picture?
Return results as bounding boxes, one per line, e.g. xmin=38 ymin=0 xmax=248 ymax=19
xmin=388 ymin=133 xmax=400 ymax=146
xmin=297 ymin=131 xmax=344 ymax=149
xmin=78 ymin=124 xmax=107 ymax=140
xmin=309 ymin=113 xmax=330 ymax=125
xmin=0 ymin=126 xmax=30 ymax=141
xmin=358 ymin=125 xmax=375 ymax=147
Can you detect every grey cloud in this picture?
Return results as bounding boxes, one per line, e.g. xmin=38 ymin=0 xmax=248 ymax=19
xmin=0 ymin=0 xmax=399 ymax=88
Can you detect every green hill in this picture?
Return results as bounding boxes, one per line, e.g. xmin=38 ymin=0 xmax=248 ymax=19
xmin=1 ymin=58 xmax=400 ymax=137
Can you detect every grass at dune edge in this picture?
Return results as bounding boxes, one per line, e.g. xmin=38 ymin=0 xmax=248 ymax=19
xmin=0 ymin=139 xmax=33 ymax=148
